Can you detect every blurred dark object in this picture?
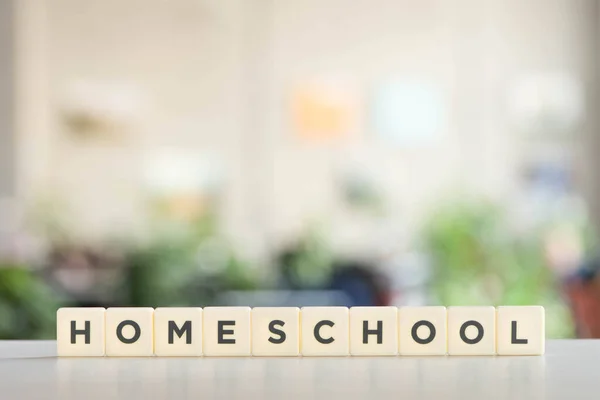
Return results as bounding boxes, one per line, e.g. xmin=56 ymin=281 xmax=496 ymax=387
xmin=122 ymin=242 xmax=256 ymax=307
xmin=277 ymin=227 xmax=334 ymax=290
xmin=562 ymin=255 xmax=600 ymax=338
xmin=328 ymin=261 xmax=391 ymax=306
xmin=277 ymin=240 xmax=390 ymax=307
xmin=43 ymin=242 xmax=124 ymax=307
xmin=41 ymin=213 xmax=261 ymax=309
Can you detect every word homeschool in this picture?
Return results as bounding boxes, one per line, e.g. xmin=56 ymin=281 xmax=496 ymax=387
xmin=57 ymin=306 xmax=544 ymax=357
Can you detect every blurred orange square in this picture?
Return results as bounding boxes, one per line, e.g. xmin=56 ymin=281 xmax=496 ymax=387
xmin=291 ymin=84 xmax=357 ymax=142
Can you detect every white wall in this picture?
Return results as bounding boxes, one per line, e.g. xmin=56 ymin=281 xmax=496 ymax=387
xmin=37 ymin=0 xmax=253 ymax=246
xmin=259 ymin=0 xmax=596 ymax=253
xmin=0 ymin=0 xmax=15 ymax=199
xmin=13 ymin=0 xmax=598 ymax=258
xmin=0 ymin=0 xmax=18 ymax=251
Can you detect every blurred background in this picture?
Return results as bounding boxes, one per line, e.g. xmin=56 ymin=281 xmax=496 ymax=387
xmin=1 ymin=0 xmax=600 ymax=339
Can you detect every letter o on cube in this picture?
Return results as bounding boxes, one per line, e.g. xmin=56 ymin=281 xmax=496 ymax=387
xmin=105 ymin=308 xmax=154 ymax=356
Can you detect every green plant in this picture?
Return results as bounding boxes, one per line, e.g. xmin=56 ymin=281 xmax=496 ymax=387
xmin=0 ymin=265 xmax=62 ymax=339
xmin=124 ymin=213 xmax=260 ymax=307
xmin=279 ymin=223 xmax=334 ymax=289
xmin=421 ymin=199 xmax=574 ymax=338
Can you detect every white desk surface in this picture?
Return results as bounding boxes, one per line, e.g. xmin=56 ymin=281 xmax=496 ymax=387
xmin=0 ymin=340 xmax=595 ymax=399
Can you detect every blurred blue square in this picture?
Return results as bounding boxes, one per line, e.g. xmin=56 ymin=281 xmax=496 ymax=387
xmin=371 ymin=79 xmax=445 ymax=147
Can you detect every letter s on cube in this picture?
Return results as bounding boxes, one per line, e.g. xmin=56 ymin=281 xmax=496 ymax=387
xmin=252 ymin=307 xmax=300 ymax=356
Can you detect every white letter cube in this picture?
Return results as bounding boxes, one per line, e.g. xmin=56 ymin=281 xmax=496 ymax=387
xmin=496 ymin=306 xmax=545 ymax=355
xmin=448 ymin=306 xmax=496 ymax=355
xmin=301 ymin=307 xmax=349 ymax=356
xmin=57 ymin=307 xmax=106 ymax=357
xmin=203 ymin=307 xmax=251 ymax=356
xmin=154 ymin=307 xmax=203 ymax=356
xmin=105 ymin=308 xmax=154 ymax=356
xmin=399 ymin=306 xmax=447 ymax=355
xmin=252 ymin=307 xmax=300 ymax=356
xmin=350 ymin=306 xmax=398 ymax=356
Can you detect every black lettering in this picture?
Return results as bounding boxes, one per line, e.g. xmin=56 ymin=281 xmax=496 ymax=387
xmin=168 ymin=320 xmax=192 ymax=344
xmin=459 ymin=320 xmax=484 ymax=344
xmin=411 ymin=320 xmax=436 ymax=344
xmin=116 ymin=320 xmax=141 ymax=344
xmin=70 ymin=320 xmax=91 ymax=344
xmin=314 ymin=320 xmax=335 ymax=344
xmin=218 ymin=320 xmax=236 ymax=344
xmin=511 ymin=321 xmax=528 ymax=344
xmin=268 ymin=320 xmax=286 ymax=344
xmin=362 ymin=320 xmax=383 ymax=344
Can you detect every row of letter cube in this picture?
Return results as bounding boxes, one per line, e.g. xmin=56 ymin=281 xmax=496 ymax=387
xmin=57 ymin=306 xmax=544 ymax=357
